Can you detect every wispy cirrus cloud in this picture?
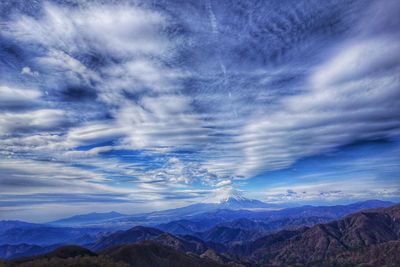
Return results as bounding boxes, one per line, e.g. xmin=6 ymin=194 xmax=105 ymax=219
xmin=237 ymin=36 xmax=400 ymax=176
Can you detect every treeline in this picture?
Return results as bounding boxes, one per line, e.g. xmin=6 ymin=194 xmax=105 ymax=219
xmin=0 ymin=255 xmax=129 ymax=267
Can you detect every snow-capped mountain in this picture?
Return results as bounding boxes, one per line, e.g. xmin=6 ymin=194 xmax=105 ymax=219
xmin=205 ymin=188 xmax=272 ymax=209
xmin=218 ymin=196 xmax=272 ymax=209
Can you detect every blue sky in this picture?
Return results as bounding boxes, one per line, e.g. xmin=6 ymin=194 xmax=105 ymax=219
xmin=0 ymin=0 xmax=399 ymax=222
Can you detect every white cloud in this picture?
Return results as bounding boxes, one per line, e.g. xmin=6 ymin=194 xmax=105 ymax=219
xmin=0 ymin=133 xmax=65 ymax=157
xmin=236 ymin=36 xmax=400 ymax=176
xmin=262 ymin=179 xmax=400 ymax=204
xmin=21 ymin=66 xmax=39 ymax=76
xmin=215 ymin=179 xmax=232 ymax=188
xmin=0 ymin=158 xmax=111 ymax=194
xmin=0 ymin=85 xmax=41 ymax=107
xmin=4 ymin=1 xmax=178 ymax=104
xmin=66 ymin=121 xmax=124 ymax=145
xmin=0 ymin=0 xmax=399 ymax=218
xmin=116 ymin=95 xmax=209 ymax=150
xmin=311 ymin=38 xmax=400 ymax=88
xmin=7 ymin=3 xmax=168 ymax=57
xmin=37 ymin=49 xmax=99 ymax=85
xmin=0 ymin=109 xmax=67 ymax=134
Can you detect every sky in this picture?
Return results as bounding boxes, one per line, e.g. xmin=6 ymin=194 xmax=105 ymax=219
xmin=0 ymin=0 xmax=399 ymax=222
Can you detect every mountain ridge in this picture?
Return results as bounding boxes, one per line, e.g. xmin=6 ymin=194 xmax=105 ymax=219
xmin=50 ymin=211 xmax=127 ymax=226
xmin=0 ymin=199 xmax=396 ymax=260
xmin=47 ymin=199 xmax=394 ymax=228
xmin=232 ymin=204 xmax=400 ymax=265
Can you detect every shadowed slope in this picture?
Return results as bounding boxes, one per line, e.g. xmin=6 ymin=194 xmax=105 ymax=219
xmin=237 ymin=204 xmax=400 ymax=266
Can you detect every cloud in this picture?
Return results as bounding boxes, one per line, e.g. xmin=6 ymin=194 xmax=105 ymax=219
xmin=0 ymin=109 xmax=67 ymax=134
xmin=236 ymin=36 xmax=400 ymax=176
xmin=0 ymin=0 xmax=399 ymax=220
xmin=7 ymin=3 xmax=168 ymax=57
xmin=21 ymin=66 xmax=39 ymax=76
xmin=66 ymin=121 xmax=124 ymax=145
xmin=0 ymin=85 xmax=42 ymax=108
xmin=311 ymin=38 xmax=400 ymax=88
xmin=116 ymin=95 xmax=209 ymax=150
xmin=0 ymin=158 xmax=112 ymax=194
xmin=263 ymin=180 xmax=400 ymax=204
xmin=37 ymin=49 xmax=99 ymax=85
xmin=2 ymin=1 xmax=397 ymax=181
xmin=215 ymin=179 xmax=232 ymax=188
xmin=3 ymin=1 xmax=177 ymax=103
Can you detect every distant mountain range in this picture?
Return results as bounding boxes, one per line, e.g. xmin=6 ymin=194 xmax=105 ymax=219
xmin=48 ymin=192 xmax=276 ymax=228
xmin=0 ymin=224 xmax=102 ymax=246
xmin=50 ymin=211 xmax=127 ymax=226
xmin=2 ymin=204 xmax=399 ymax=266
xmin=0 ymin=199 xmax=396 ymax=262
xmin=47 ymin=194 xmax=394 ymax=229
xmin=155 ymin=199 xmax=395 ymax=235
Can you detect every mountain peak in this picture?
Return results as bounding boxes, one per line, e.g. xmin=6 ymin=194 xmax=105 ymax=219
xmin=218 ymin=189 xmax=247 ymax=204
xmin=206 ymin=188 xmax=248 ymax=204
xmin=202 ymin=188 xmax=272 ymax=209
